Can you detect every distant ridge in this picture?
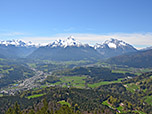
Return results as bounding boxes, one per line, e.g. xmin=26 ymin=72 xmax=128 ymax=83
xmin=107 ymin=49 xmax=152 ymax=68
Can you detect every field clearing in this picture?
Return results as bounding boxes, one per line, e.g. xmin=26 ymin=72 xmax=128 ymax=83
xmin=145 ymin=95 xmax=152 ymax=105
xmin=88 ymin=81 xmax=110 ymax=88
xmin=27 ymin=63 xmax=37 ymax=68
xmin=117 ymin=106 xmax=124 ymax=113
xmin=58 ymin=100 xmax=71 ymax=107
xmin=60 ymin=76 xmax=86 ymax=84
xmin=51 ymin=81 xmax=62 ymax=85
xmin=102 ymin=100 xmax=145 ymax=114
xmin=73 ymin=83 xmax=85 ymax=88
xmin=112 ymin=70 xmax=128 ymax=74
xmin=134 ymin=110 xmax=146 ymax=114
xmin=46 ymin=76 xmax=87 ymax=88
xmin=40 ymin=85 xmax=48 ymax=88
xmin=102 ymin=100 xmax=109 ymax=106
xmin=88 ymin=78 xmax=124 ymax=88
xmin=126 ymin=83 xmax=139 ymax=93
xmin=27 ymin=93 xmax=45 ymax=99
xmin=60 ymin=76 xmax=86 ymax=88
xmin=111 ymin=67 xmax=152 ymax=76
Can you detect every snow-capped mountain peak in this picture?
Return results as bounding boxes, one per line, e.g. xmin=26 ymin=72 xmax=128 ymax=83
xmin=0 ymin=39 xmax=38 ymax=47
xmin=94 ymin=38 xmax=137 ymax=58
xmin=94 ymin=38 xmax=129 ymax=49
xmin=48 ymin=36 xmax=87 ymax=48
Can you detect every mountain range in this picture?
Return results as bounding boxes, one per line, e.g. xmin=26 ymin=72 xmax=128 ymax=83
xmin=0 ymin=36 xmax=151 ymax=63
xmin=28 ymin=36 xmax=139 ymax=61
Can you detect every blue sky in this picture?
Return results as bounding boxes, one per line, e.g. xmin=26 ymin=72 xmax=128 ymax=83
xmin=0 ymin=0 xmax=152 ymax=48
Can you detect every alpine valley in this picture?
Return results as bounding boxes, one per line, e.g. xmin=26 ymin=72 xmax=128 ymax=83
xmin=0 ymin=36 xmax=152 ymax=114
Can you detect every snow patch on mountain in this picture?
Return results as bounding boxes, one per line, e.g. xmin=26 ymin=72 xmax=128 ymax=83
xmin=108 ymin=43 xmax=117 ymax=49
xmin=119 ymin=42 xmax=126 ymax=46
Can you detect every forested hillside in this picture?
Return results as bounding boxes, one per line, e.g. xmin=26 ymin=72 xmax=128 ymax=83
xmin=0 ymin=59 xmax=35 ymax=87
xmin=107 ymin=49 xmax=152 ymax=68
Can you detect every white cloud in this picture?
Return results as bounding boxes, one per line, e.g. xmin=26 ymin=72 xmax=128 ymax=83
xmin=1 ymin=32 xmax=25 ymax=36
xmin=22 ymin=32 xmax=152 ymax=48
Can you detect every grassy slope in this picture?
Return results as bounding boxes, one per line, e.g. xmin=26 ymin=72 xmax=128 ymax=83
xmin=58 ymin=100 xmax=71 ymax=107
xmin=145 ymin=96 xmax=152 ymax=105
xmin=27 ymin=93 xmax=45 ymax=99
xmin=102 ymin=100 xmax=146 ymax=114
xmin=125 ymin=83 xmax=139 ymax=93
xmin=47 ymin=76 xmax=87 ymax=88
xmin=102 ymin=100 xmax=124 ymax=113
xmin=88 ymin=78 xmax=124 ymax=88
xmin=61 ymin=76 xmax=86 ymax=87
